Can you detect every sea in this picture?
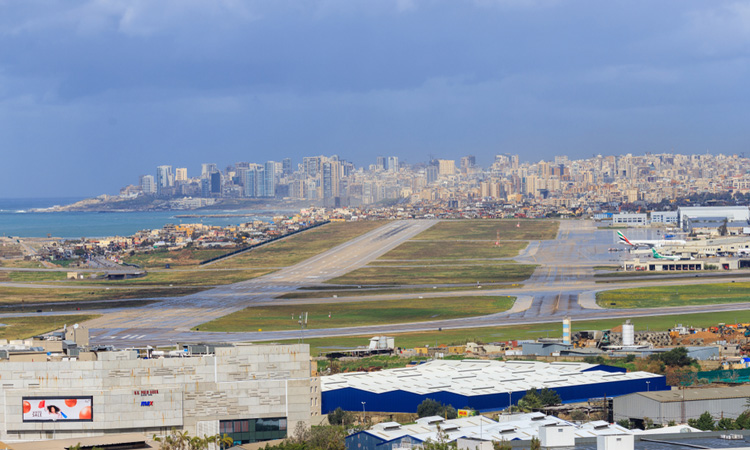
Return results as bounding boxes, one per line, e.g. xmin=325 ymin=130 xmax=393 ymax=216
xmin=0 ymin=197 xmax=292 ymax=238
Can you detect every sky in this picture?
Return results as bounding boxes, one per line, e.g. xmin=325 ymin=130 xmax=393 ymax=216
xmin=2 ymin=0 xmax=750 ymax=197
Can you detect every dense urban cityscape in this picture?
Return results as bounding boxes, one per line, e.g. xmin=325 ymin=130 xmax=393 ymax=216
xmin=61 ymin=152 xmax=750 ymax=216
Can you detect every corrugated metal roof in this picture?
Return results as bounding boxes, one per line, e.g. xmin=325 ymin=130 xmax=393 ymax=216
xmin=323 ymin=359 xmax=659 ymax=396
xmin=353 ymin=413 xmax=631 ymax=443
xmin=635 ymin=385 xmax=750 ymax=403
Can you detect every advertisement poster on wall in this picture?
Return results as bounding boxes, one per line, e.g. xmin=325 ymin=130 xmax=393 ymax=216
xmin=22 ymin=397 xmax=93 ymax=422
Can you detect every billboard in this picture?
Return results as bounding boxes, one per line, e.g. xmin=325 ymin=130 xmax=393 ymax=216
xmin=22 ymin=397 xmax=93 ymax=422
xmin=457 ymin=409 xmax=477 ymax=418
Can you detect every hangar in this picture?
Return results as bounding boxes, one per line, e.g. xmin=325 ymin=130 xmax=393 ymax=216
xmin=321 ymin=360 xmax=665 ymax=413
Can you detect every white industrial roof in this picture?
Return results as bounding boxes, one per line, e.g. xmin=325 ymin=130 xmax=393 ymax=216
xmin=358 ymin=413 xmax=631 ymax=443
xmin=322 ymin=359 xmax=659 ymax=396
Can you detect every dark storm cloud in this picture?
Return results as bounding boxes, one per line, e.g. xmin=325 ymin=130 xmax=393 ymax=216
xmin=1 ymin=0 xmax=749 ymax=196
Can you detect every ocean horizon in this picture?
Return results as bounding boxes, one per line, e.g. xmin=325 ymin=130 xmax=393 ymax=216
xmin=0 ymin=197 xmax=292 ymax=239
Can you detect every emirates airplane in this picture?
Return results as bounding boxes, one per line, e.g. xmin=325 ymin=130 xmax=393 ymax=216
xmin=617 ymin=231 xmax=686 ymax=249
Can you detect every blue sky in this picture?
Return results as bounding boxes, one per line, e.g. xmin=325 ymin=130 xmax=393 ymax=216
xmin=1 ymin=0 xmax=750 ymax=197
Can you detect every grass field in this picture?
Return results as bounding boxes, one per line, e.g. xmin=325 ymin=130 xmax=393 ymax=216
xmin=366 ymin=260 xmax=519 ymax=267
xmin=195 ymin=296 xmax=516 ymax=332
xmin=0 ymin=299 xmax=155 ymax=313
xmin=377 ymin=241 xmax=527 ymax=260
xmin=413 ymin=220 xmax=559 ymax=241
xmin=597 ymin=282 xmax=750 ymax=308
xmin=123 ymin=248 xmax=230 ymax=269
xmin=0 ymin=260 xmax=47 ymax=269
xmin=278 ymin=285 xmax=518 ymax=299
xmin=0 ymin=271 xmax=68 ymax=283
xmin=0 ymin=286 xmax=204 ymax=304
xmin=0 ymin=315 xmax=99 ymax=340
xmin=279 ymin=310 xmax=750 ymax=355
xmin=326 ymin=264 xmax=536 ymax=285
xmin=209 ymin=221 xmax=388 ymax=269
xmin=78 ymin=269 xmax=271 ymax=286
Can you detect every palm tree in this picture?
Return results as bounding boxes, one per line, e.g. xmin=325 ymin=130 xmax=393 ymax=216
xmin=216 ymin=433 xmax=234 ymax=450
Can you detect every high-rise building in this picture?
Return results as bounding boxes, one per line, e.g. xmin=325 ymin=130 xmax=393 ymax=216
xmin=322 ymin=161 xmax=341 ymax=199
xmin=460 ymin=155 xmax=476 ymax=171
xmin=156 ymin=165 xmax=174 ymax=196
xmin=201 ymin=163 xmax=218 ymax=179
xmin=282 ymin=158 xmax=293 ymax=176
xmin=387 ymin=156 xmax=399 ymax=172
xmin=175 ymin=168 xmax=188 ymax=182
xmin=425 ymin=166 xmax=438 ymax=184
xmin=376 ymin=156 xmax=386 ymax=171
xmin=265 ymin=161 xmax=276 ymax=198
xmin=303 ymin=157 xmax=321 ymax=178
xmin=255 ymin=167 xmax=266 ymax=198
xmin=210 ymin=171 xmax=222 ymax=194
xmin=139 ymin=175 xmax=156 ymax=194
xmin=438 ymin=159 xmax=456 ymax=176
xmin=243 ymin=169 xmax=256 ymax=198
xmin=201 ymin=178 xmax=210 ymax=197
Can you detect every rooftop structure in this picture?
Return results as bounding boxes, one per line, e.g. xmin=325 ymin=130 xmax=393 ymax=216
xmin=322 ymin=359 xmax=665 ymax=413
xmin=346 ymin=413 xmax=631 ymax=450
xmin=614 ymin=385 xmax=750 ymax=426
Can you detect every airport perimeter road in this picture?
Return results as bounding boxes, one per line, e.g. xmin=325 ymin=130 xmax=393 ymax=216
xmin=86 ymin=220 xmax=438 ymax=344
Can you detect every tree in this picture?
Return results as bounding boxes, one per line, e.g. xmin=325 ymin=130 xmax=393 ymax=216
xmin=651 ymin=347 xmax=694 ymax=367
xmin=530 ymin=437 xmax=541 ymax=450
xmin=717 ymin=417 xmax=738 ymax=430
xmin=616 ymin=419 xmax=633 ymax=429
xmin=417 ymin=398 xmax=457 ymax=419
xmin=422 ymin=425 xmax=457 ymax=450
xmin=736 ymin=410 xmax=750 ymax=429
xmin=492 ymin=440 xmax=512 ymax=450
xmin=517 ymin=388 xmax=560 ymax=412
xmin=328 ymin=407 xmax=355 ymax=426
xmin=688 ymin=411 xmax=715 ymax=431
xmin=719 ymin=219 xmax=728 ymax=236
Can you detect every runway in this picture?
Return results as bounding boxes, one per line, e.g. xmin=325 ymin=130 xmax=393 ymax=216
xmin=41 ymin=218 xmax=750 ymax=347
xmin=84 ymin=219 xmax=438 ymax=345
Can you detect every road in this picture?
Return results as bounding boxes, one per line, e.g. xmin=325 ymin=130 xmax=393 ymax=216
xmin=6 ymin=219 xmax=747 ymax=347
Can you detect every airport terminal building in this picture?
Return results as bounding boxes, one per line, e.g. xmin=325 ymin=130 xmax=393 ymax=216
xmin=0 ymin=343 xmax=316 ymax=445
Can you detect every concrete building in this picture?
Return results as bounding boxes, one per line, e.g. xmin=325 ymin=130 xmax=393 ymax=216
xmin=322 ymin=360 xmax=665 ymax=414
xmin=0 ymin=343 xmax=315 ymax=445
xmin=621 ymin=258 xmax=705 ymax=272
xmin=612 ymin=213 xmax=648 ymax=226
xmin=650 ymin=211 xmax=678 ymax=224
xmin=614 ymin=386 xmax=750 ymax=425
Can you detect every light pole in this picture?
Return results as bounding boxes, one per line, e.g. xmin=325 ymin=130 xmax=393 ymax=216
xmin=361 ymin=402 xmax=366 ymax=425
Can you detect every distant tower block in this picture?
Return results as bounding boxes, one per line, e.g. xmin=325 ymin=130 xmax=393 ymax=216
xmin=562 ymin=316 xmax=571 ymax=345
xmin=623 ymin=319 xmax=635 ymax=347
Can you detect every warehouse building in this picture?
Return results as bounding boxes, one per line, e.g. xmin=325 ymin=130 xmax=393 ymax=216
xmin=345 ymin=413 xmax=631 ymax=450
xmin=0 ymin=343 xmax=315 ymax=445
xmin=678 ymin=206 xmax=750 ymax=230
xmin=322 ymin=360 xmax=666 ymax=414
xmin=614 ymin=385 xmax=750 ymax=426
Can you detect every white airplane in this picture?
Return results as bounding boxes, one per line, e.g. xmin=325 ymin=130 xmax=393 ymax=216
xmin=617 ymin=231 xmax=686 ymax=249
xmin=651 ymin=248 xmax=681 ymax=261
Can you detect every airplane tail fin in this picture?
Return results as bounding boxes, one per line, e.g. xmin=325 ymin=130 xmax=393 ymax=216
xmin=617 ymin=231 xmax=633 ymax=246
xmin=651 ymin=248 xmax=661 ymax=258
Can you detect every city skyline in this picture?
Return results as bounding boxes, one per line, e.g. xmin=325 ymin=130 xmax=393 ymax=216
xmin=3 ymin=0 xmax=750 ymax=197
